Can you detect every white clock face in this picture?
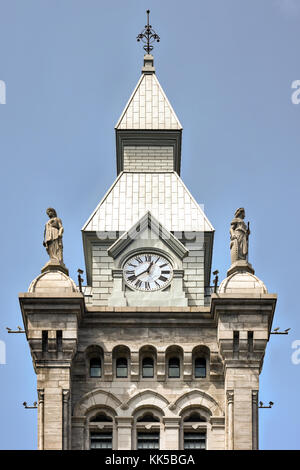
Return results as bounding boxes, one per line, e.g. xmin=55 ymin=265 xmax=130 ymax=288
xmin=123 ymin=253 xmax=173 ymax=291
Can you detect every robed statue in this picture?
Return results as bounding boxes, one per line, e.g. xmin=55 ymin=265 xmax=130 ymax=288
xmin=230 ymin=208 xmax=250 ymax=264
xmin=43 ymin=208 xmax=64 ymax=265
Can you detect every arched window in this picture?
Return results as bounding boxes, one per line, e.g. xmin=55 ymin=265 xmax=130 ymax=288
xmin=142 ymin=357 xmax=154 ymax=378
xmin=181 ymin=409 xmax=208 ymax=450
xmin=88 ymin=409 xmax=115 ymax=450
xmin=195 ymin=358 xmax=206 ymax=378
xmin=90 ymin=413 xmax=112 ymax=423
xmin=90 ymin=358 xmax=101 ymax=378
xmin=137 ymin=412 xmax=160 ymax=423
xmin=135 ymin=410 xmax=161 ymax=450
xmin=168 ymin=357 xmax=180 ymax=378
xmin=183 ymin=412 xmax=206 ymax=422
xmin=116 ymin=357 xmax=128 ymax=378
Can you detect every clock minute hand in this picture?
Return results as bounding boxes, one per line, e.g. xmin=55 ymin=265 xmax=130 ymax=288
xmin=137 ymin=263 xmax=151 ymax=277
xmin=137 ymin=261 xmax=153 ymax=278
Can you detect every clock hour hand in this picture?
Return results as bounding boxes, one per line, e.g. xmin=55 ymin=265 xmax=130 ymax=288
xmin=146 ymin=261 xmax=154 ymax=274
xmin=136 ymin=261 xmax=154 ymax=278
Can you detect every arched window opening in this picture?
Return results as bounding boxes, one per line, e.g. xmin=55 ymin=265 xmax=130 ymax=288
xmin=183 ymin=412 xmax=206 ymax=422
xmin=116 ymin=357 xmax=128 ymax=378
xmin=142 ymin=357 xmax=154 ymax=378
xmin=90 ymin=413 xmax=113 ymax=423
xmin=90 ymin=358 xmax=101 ymax=378
xmin=168 ymin=357 xmax=180 ymax=378
xmin=195 ymin=358 xmax=206 ymax=378
xmin=137 ymin=412 xmax=160 ymax=423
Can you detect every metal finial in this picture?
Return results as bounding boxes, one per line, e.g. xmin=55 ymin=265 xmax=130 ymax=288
xmin=137 ymin=10 xmax=160 ymax=55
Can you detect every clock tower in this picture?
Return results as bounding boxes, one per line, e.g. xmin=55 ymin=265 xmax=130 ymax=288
xmin=19 ymin=12 xmax=277 ymax=451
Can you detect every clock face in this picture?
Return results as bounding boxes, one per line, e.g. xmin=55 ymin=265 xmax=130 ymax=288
xmin=123 ymin=253 xmax=173 ymax=291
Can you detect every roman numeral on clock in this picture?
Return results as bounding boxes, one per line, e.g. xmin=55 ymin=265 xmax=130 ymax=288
xmin=135 ymin=256 xmax=143 ymax=264
xmin=135 ymin=279 xmax=142 ymax=288
xmin=159 ymin=275 xmax=167 ymax=282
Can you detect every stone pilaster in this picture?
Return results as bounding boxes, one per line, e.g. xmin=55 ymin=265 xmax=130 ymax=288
xmin=162 ymin=418 xmax=180 ymax=450
xmin=115 ymin=417 xmax=133 ymax=450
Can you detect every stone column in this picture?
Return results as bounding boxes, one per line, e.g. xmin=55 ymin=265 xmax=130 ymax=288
xmin=252 ymin=390 xmax=259 ymax=450
xmin=162 ymin=418 xmax=180 ymax=450
xmin=62 ymin=390 xmax=70 ymax=450
xmin=226 ymin=390 xmax=234 ymax=450
xmin=115 ymin=417 xmax=133 ymax=450
xmin=37 ymin=389 xmax=44 ymax=450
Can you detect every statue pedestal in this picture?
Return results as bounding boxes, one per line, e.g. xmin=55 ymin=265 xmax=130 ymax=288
xmin=41 ymin=260 xmax=69 ymax=276
xmin=227 ymin=260 xmax=254 ymax=277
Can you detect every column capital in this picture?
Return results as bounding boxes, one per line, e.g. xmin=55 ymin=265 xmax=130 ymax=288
xmin=226 ymin=390 xmax=234 ymax=404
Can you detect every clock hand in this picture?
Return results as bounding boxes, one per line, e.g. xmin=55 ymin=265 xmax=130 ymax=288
xmin=146 ymin=261 xmax=154 ymax=274
xmin=136 ymin=261 xmax=153 ymax=278
xmin=136 ymin=264 xmax=151 ymax=277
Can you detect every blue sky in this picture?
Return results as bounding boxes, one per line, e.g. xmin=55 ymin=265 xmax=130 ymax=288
xmin=0 ymin=0 xmax=300 ymax=449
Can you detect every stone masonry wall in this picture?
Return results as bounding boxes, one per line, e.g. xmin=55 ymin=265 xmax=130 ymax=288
xmin=123 ymin=146 xmax=174 ymax=172
xmin=91 ymin=243 xmax=114 ymax=305
xmin=90 ymin=239 xmax=205 ymax=307
xmin=182 ymin=240 xmax=205 ymax=306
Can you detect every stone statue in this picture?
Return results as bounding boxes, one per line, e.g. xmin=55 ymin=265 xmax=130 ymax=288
xmin=43 ymin=208 xmax=64 ymax=265
xmin=230 ymin=208 xmax=250 ymax=264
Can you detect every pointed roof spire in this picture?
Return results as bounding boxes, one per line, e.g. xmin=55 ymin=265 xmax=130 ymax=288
xmin=115 ymin=10 xmax=181 ymax=129
xmin=115 ymin=72 xmax=182 ymax=130
xmin=114 ymin=10 xmax=182 ymax=174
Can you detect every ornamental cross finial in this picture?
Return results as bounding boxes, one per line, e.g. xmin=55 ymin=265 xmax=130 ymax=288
xmin=137 ymin=10 xmax=160 ymax=55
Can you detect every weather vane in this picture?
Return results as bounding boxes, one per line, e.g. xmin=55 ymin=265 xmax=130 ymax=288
xmin=137 ymin=10 xmax=160 ymax=55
